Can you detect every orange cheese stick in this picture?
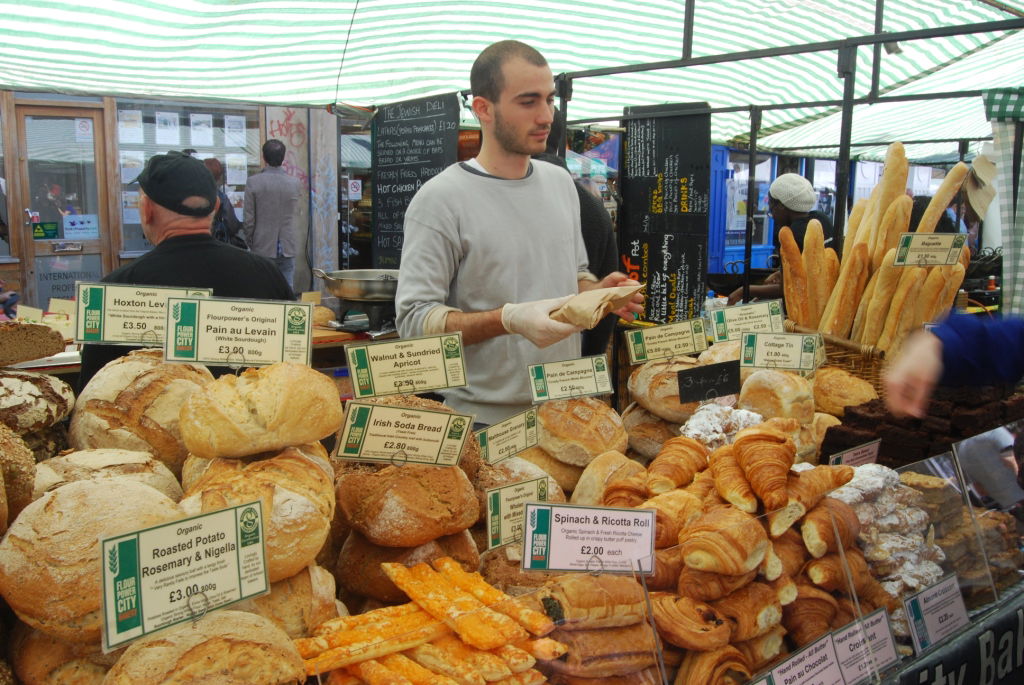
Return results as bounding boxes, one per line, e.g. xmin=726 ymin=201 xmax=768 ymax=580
xmin=380 ymin=653 xmax=459 ymax=685
xmin=490 ymin=644 xmax=535 ymax=674
xmin=493 ymin=669 xmax=546 ymax=685
xmin=316 ymin=603 xmax=421 ymax=636
xmin=431 ymin=635 xmax=511 ymax=681
xmin=405 ymin=643 xmax=486 ymax=685
xmin=298 ymin=610 xmax=446 ymax=659
xmin=513 ymin=637 xmax=569 ymax=661
xmin=431 ymin=557 xmax=554 ymax=637
xmin=347 ymin=660 xmax=415 ymax=685
xmin=305 ymin=622 xmax=451 ymax=676
xmin=327 ymin=671 xmax=365 ymax=685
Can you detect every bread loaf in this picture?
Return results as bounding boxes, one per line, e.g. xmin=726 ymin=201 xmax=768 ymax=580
xmin=237 ymin=564 xmax=339 ymax=638
xmin=537 ymin=397 xmax=628 ymax=467
xmin=0 ymin=479 xmax=183 ymax=643
xmin=915 ymin=163 xmax=969 ymax=233
xmin=842 ymin=198 xmax=870 ymax=259
xmin=481 ymin=546 xmax=560 ymax=596
xmin=0 ymin=423 xmax=34 ymax=526
xmin=812 ymin=367 xmax=878 ymax=418
xmin=858 ymin=248 xmax=900 ymax=345
xmin=545 ymin=623 xmax=658 ymax=678
xmin=536 ymin=574 xmax=646 ymax=630
xmin=180 ymin=361 xmax=343 ymax=459
xmin=570 ymin=451 xmax=645 ymax=506
xmin=473 ymin=456 xmax=565 ymax=521
xmin=872 ymin=193 xmax=912 ymax=272
xmin=620 ymin=402 xmax=679 ymax=461
xmin=819 ymin=241 xmax=869 ymax=338
xmin=0 ymin=321 xmax=66 ymax=366
xmin=33 ymin=448 xmax=182 ymax=502
xmin=516 ymin=446 xmax=583 ymax=493
xmin=313 ymin=305 xmax=335 ymax=326
xmin=737 ymin=369 xmax=814 ymax=423
xmin=875 ymin=267 xmax=925 ymax=353
xmin=802 ymin=219 xmax=827 ymax=328
xmin=69 ymin=348 xmax=213 ymax=476
xmin=9 ymin=621 xmax=119 ymax=684
xmin=0 ymin=368 xmax=75 ymax=435
xmin=20 ymin=424 xmax=68 ymax=463
xmin=102 ymin=610 xmax=304 ymax=684
xmin=628 ymin=357 xmax=702 ymax=423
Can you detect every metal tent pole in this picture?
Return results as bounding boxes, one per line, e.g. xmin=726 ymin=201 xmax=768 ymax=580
xmin=742 ymin=106 xmax=762 ymax=303
xmin=834 ymin=45 xmax=858 ymax=254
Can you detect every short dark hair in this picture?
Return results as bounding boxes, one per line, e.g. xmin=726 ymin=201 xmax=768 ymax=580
xmin=203 ymin=157 xmax=224 ymax=183
xmin=470 ymin=40 xmax=548 ymax=102
xmin=262 ymin=139 xmax=286 ymax=167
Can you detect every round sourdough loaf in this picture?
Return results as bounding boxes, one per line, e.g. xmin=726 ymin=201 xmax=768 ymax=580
xmin=620 ymin=402 xmax=680 ymax=461
xmin=0 ymin=479 xmax=183 ymax=643
xmin=69 ymin=348 xmax=213 ymax=476
xmin=335 ymin=528 xmax=480 ymax=602
xmin=102 ymin=610 xmax=304 ymax=685
xmin=0 ymin=423 xmax=35 ymax=527
xmin=516 ymin=446 xmax=584 ymax=493
xmin=336 ymin=463 xmax=477 ymax=547
xmin=570 ymin=450 xmax=646 ymax=505
xmin=471 ymin=456 xmax=566 ymax=522
xmin=738 ymin=369 xmax=815 ymax=423
xmin=812 ymin=366 xmax=878 ymax=417
xmin=179 ymin=361 xmax=343 ymax=459
xmin=9 ymin=621 xmax=120 ymax=684
xmin=536 ymin=397 xmax=628 ymax=467
xmin=628 ymin=357 xmax=702 ymax=423
xmin=179 ymin=444 xmax=334 ymax=583
xmin=236 ymin=563 xmax=339 ymax=638
xmin=0 ymin=368 xmax=75 ymax=435
xmin=33 ymin=448 xmax=182 ymax=502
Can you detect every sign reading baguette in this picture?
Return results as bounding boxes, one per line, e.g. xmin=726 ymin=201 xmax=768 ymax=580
xmin=770 ymin=632 xmax=845 ymax=685
xmin=903 ymin=573 xmax=969 ymax=654
xmin=486 ymin=476 xmax=548 ymax=550
xmin=476 ymin=407 xmax=538 ymax=465
xmin=624 ymin=317 xmax=709 ymax=363
xmin=676 ymin=360 xmax=740 ymax=404
xmin=893 ymin=232 xmax=967 ymax=267
xmin=828 ymin=439 xmax=881 ymax=467
xmin=710 ymin=299 xmax=785 ymax=342
xmin=346 ymin=333 xmax=467 ymax=398
xmin=337 ymin=401 xmax=472 ymax=466
xmin=100 ymin=501 xmax=268 ymax=652
xmin=740 ymin=331 xmax=824 ymax=372
xmin=164 ymin=297 xmax=311 ymax=366
xmin=528 ymin=355 xmax=612 ymax=402
xmin=76 ymin=283 xmax=212 ymax=345
xmin=832 ymin=608 xmax=900 ymax=685
xmin=522 ymin=502 xmax=655 ymax=574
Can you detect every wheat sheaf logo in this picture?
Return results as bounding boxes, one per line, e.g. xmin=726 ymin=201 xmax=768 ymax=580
xmin=82 ymin=288 xmax=92 ymax=307
xmin=172 ymin=302 xmax=182 ymax=322
xmin=530 ymin=509 xmax=537 ymax=528
xmin=108 ymin=546 xmax=118 ymax=574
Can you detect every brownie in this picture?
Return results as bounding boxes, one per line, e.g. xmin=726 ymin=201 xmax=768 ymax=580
xmin=878 ymin=440 xmax=926 ymax=465
xmin=879 ymin=424 xmax=930 ymax=448
xmin=927 ymin=439 xmax=954 ymax=457
xmin=926 ymin=399 xmax=954 ymax=417
xmin=1002 ymin=394 xmax=1024 ymax=422
xmin=951 ymin=402 xmax=1002 ymax=434
xmin=843 ymin=400 xmax=888 ymax=430
xmin=921 ymin=416 xmax=952 ymax=434
xmin=822 ymin=424 xmax=879 ymax=449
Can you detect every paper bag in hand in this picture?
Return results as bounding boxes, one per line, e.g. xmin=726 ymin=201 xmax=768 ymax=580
xmin=550 ymin=284 xmax=645 ymax=329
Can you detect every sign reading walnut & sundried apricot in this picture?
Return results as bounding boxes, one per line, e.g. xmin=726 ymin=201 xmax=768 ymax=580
xmin=338 ymin=401 xmax=473 ymax=466
xmin=346 ymin=333 xmax=467 ymax=398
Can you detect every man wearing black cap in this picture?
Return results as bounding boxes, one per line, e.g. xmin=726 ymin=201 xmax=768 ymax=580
xmin=78 ymin=151 xmax=294 ymax=389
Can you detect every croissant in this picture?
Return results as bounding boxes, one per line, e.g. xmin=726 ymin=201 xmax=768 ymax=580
xmin=674 ymin=645 xmax=751 ymax=685
xmin=765 ymin=500 xmax=807 ymax=538
xmin=701 ymin=489 xmax=731 ymax=513
xmin=678 ymin=507 xmax=768 ymax=575
xmin=733 ymin=426 xmax=795 ymax=512
xmin=709 ymin=581 xmax=783 ymax=642
xmin=684 ymin=468 xmax=716 ymax=500
xmin=769 ymin=574 xmax=798 ymax=607
xmin=601 ymin=473 xmax=647 ymax=508
xmin=646 ymin=436 xmax=709 ymax=495
xmin=650 ymin=592 xmax=731 ymax=651
xmin=787 ymin=464 xmax=855 ymax=511
xmin=733 ymin=624 xmax=786 ymax=672
xmin=782 ymin=584 xmax=838 ymax=647
xmin=648 ymin=547 xmax=685 ymax=591
xmin=708 ymin=445 xmax=757 ymax=513
xmin=805 ymin=547 xmax=871 ymax=594
xmin=770 ymin=528 xmax=807 ymax=578
xmin=677 ymin=566 xmax=757 ymax=602
xmin=641 ymin=489 xmax=703 ymax=549
xmin=860 ymin=579 xmax=901 ymax=613
xmin=831 ymin=596 xmax=859 ymax=631
xmin=759 ymin=542 xmax=782 ymax=581
xmin=801 ymin=497 xmax=861 ymax=558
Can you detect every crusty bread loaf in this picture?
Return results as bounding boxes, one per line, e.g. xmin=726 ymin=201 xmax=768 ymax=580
xmin=336 ymin=463 xmax=477 ymax=547
xmin=737 ymin=369 xmax=814 ymax=424
xmin=628 ymin=357 xmax=702 ymax=423
xmin=812 ymin=367 xmax=878 ymax=418
xmin=472 ymin=456 xmax=566 ymax=522
xmin=516 ymin=446 xmax=583 ymax=492
xmin=313 ymin=305 xmax=335 ymax=326
xmin=33 ymin=448 xmax=183 ymax=502
xmin=0 ymin=423 xmax=34 ymax=526
xmin=180 ymin=444 xmax=334 ymax=583
xmin=9 ymin=621 xmax=119 ymax=684
xmin=179 ymin=361 xmax=343 ymax=460
xmin=779 ymin=226 xmax=810 ymax=327
xmin=803 ymin=219 xmax=828 ymax=329
xmin=0 ymin=480 xmax=183 ymax=643
xmin=537 ymin=397 xmax=628 ymax=467
xmin=20 ymin=423 xmax=68 ymax=463
xmin=0 ymin=368 xmax=75 ymax=437
xmin=102 ymin=610 xmax=304 ymax=684
xmin=0 ymin=321 xmax=66 ymax=366
xmin=236 ymin=564 xmax=339 ymax=638
xmin=480 ymin=545 xmax=559 ymax=596
xmin=620 ymin=402 xmax=680 ymax=461
xmin=570 ymin=451 xmax=646 ymax=506
xmin=69 ymin=348 xmax=213 ymax=476
xmin=697 ymin=340 xmax=740 ymax=366
xmin=335 ymin=529 xmax=480 ymax=603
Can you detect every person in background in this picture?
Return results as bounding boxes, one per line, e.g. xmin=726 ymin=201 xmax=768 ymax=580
xmin=203 ymin=157 xmax=248 ymax=250
xmin=396 ymin=39 xmax=642 ymax=425
xmin=78 ymin=151 xmax=293 ymax=389
xmin=909 ymin=195 xmax=957 ymax=234
xmin=0 ymin=279 xmax=17 ymax=319
xmin=244 ymin=139 xmax=301 ymax=290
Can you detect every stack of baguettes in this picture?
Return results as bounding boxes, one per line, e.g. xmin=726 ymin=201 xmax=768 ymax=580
xmin=781 ymin=142 xmax=969 ymax=354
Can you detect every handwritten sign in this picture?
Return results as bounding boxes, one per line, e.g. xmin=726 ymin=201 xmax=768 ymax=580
xmin=76 ymin=283 xmax=211 ymax=345
xmin=710 ymin=300 xmax=785 ymax=342
xmin=528 ymin=356 xmax=612 ymax=402
xmin=522 ymin=503 xmax=655 ymax=574
xmin=904 ymin=574 xmax=969 ymax=654
xmin=476 ymin=408 xmax=538 ymax=465
xmin=624 ymin=318 xmax=709 ymax=363
xmin=894 ymin=232 xmax=967 ymax=267
xmin=676 ymin=361 xmax=740 ymax=404
xmin=346 ymin=333 xmax=467 ymax=398
xmin=337 ymin=402 xmax=472 ymax=467
xmin=486 ymin=477 xmax=548 ymax=550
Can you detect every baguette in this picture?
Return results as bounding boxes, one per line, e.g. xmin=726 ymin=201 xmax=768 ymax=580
xmin=823 ymin=248 xmax=840 ymax=297
xmin=914 ymin=163 xmax=969 ymax=233
xmin=933 ymin=263 xmax=966 ymax=321
xmin=875 ymin=267 xmax=925 ymax=353
xmin=818 ymin=242 xmax=869 ymax=338
xmin=780 ymin=226 xmax=810 ymax=327
xmin=842 ymin=198 xmax=870 ymax=259
xmin=867 ymin=143 xmax=910 ymax=269
xmin=849 ymin=269 xmax=879 ymax=343
xmin=802 ymin=219 xmax=827 ymax=328
xmin=871 ymin=194 xmax=912 ymax=272
xmin=858 ymin=248 xmax=900 ymax=346
xmin=912 ymin=267 xmax=948 ymax=329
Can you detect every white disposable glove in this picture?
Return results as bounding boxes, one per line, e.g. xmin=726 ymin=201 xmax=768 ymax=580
xmin=501 ymin=295 xmax=582 ymax=348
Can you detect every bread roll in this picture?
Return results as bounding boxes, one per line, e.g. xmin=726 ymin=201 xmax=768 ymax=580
xmin=179 ymin=361 xmax=343 ymax=459
xmin=737 ymin=369 xmax=814 ymax=423
xmin=628 ymin=357 xmax=701 ymax=423
xmin=69 ymin=348 xmax=214 ymax=476
xmin=0 ymin=321 xmax=66 ymax=366
xmin=570 ymin=451 xmax=645 ymax=505
xmin=481 ymin=546 xmax=560 ymax=596
xmin=536 ymin=574 xmax=646 ymax=630
xmin=236 ymin=564 xmax=339 ymax=638
xmin=472 ymin=456 xmax=566 ymax=521
xmin=537 ymin=397 xmax=628 ymax=467
xmin=0 ymin=423 xmax=34 ymax=526
xmin=9 ymin=621 xmax=119 ymax=684
xmin=33 ymin=448 xmax=182 ymax=502
xmin=516 ymin=446 xmax=583 ymax=493
xmin=313 ymin=305 xmax=335 ymax=326
xmin=620 ymin=402 xmax=680 ymax=461
xmin=812 ymin=367 xmax=878 ymax=418
xmin=336 ymin=463 xmax=477 ymax=547
xmin=180 ymin=444 xmax=334 ymax=582
xmin=0 ymin=480 xmax=183 ymax=643
xmin=0 ymin=368 xmax=75 ymax=435
xmin=102 ymin=610 xmax=304 ymax=684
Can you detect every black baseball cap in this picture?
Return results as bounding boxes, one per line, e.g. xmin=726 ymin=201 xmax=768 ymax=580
xmin=133 ymin=151 xmax=217 ymax=217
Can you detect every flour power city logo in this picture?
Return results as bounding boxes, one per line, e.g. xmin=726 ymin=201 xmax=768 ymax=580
xmin=109 ymin=539 xmax=141 ymax=633
xmin=81 ymin=286 xmax=103 ymax=340
xmin=171 ymin=301 xmax=198 ymax=359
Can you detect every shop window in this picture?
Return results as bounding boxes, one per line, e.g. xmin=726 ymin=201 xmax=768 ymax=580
xmin=0 ymin=108 xmax=10 ymax=258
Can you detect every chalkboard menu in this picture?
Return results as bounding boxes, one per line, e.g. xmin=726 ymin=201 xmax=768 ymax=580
xmin=371 ymin=93 xmax=460 ymax=267
xmin=619 ymin=103 xmax=711 ymax=324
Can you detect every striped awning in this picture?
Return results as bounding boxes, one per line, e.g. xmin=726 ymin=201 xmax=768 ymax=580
xmin=0 ymin=1 xmax=1021 ymax=161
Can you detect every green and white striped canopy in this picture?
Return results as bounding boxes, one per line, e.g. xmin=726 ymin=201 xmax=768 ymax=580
xmin=0 ymin=0 xmax=1021 ymax=160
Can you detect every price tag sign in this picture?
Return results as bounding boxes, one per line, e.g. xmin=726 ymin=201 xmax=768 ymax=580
xmin=833 ymin=608 xmax=901 ymax=685
xmin=165 ymin=297 xmax=311 ymax=366
xmin=337 ymin=401 xmax=472 ymax=466
xmin=486 ymin=476 xmax=548 ymax=550
xmin=528 ymin=355 xmax=612 ymax=402
xmin=903 ymin=574 xmax=969 ymax=654
xmin=710 ymin=299 xmax=785 ymax=342
xmin=476 ymin=408 xmax=538 ymax=465
xmin=624 ymin=318 xmax=709 ymax=364
xmin=521 ymin=503 xmax=655 ymax=574
xmin=76 ymin=283 xmax=212 ymax=345
xmin=100 ymin=501 xmax=268 ymax=652
xmin=676 ymin=360 xmax=740 ymax=404
xmin=741 ymin=331 xmax=823 ymax=372
xmin=346 ymin=333 xmax=467 ymax=398
xmin=893 ymin=232 xmax=967 ymax=267
xmin=829 ymin=439 xmax=881 ymax=467
xmin=770 ymin=633 xmax=844 ymax=685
